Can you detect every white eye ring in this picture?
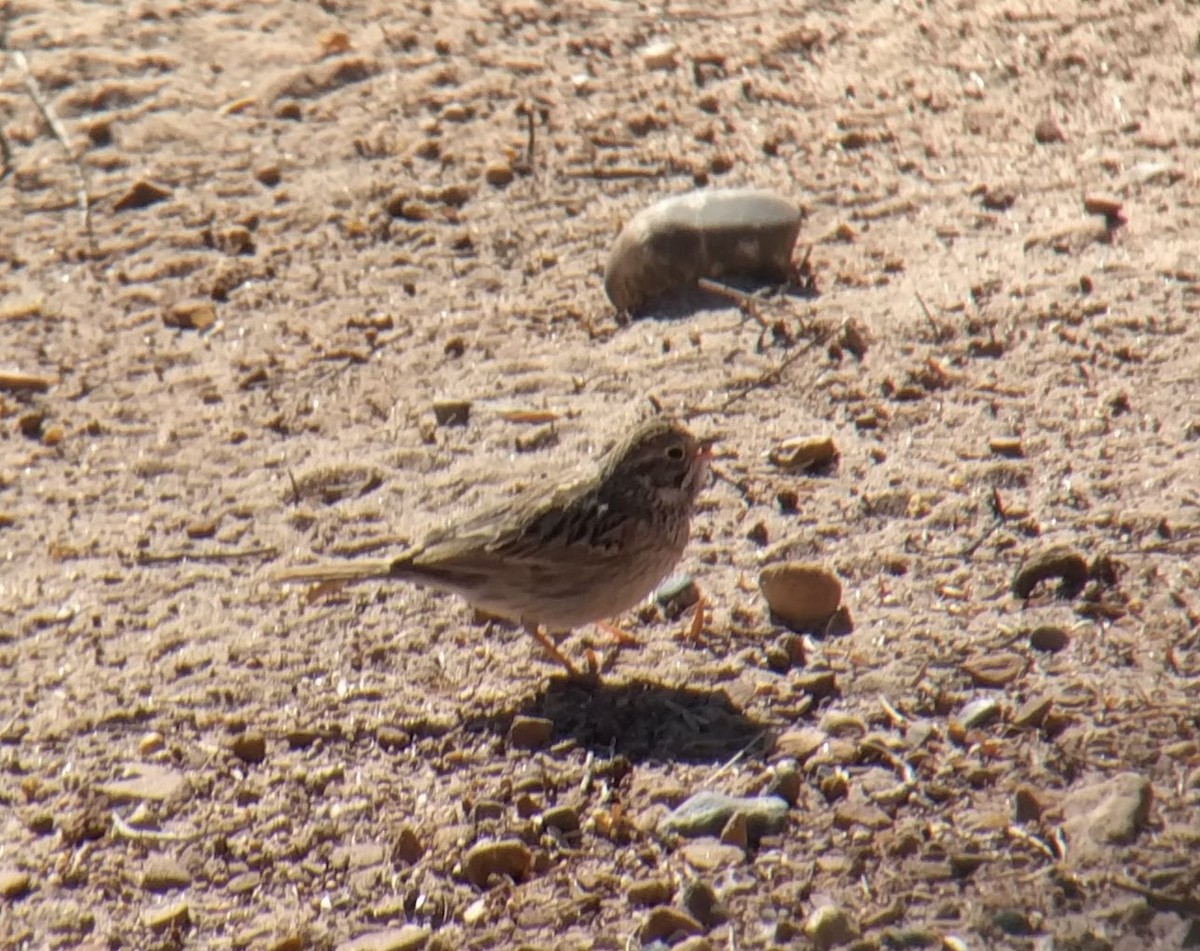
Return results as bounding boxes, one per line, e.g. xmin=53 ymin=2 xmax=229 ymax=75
xmin=666 ymin=445 xmax=685 ymax=461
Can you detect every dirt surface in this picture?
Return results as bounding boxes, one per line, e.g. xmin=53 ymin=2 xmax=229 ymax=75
xmin=3 ymin=0 xmax=1200 ymax=948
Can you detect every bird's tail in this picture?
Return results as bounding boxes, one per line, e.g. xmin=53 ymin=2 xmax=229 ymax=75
xmin=272 ymin=559 xmax=397 ymax=586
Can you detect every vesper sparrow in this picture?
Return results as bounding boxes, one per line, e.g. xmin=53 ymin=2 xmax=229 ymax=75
xmin=273 ymin=417 xmax=711 ymax=673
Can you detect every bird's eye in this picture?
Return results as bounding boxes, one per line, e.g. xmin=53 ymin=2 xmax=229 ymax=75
xmin=666 ymin=445 xmax=685 ymax=461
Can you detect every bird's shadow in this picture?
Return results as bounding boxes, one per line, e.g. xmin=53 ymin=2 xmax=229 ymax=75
xmin=462 ymin=675 xmax=769 ymax=765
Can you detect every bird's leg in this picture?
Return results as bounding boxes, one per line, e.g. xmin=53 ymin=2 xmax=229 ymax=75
xmin=596 ymin=620 xmax=641 ymax=647
xmin=684 ymin=595 xmax=707 ymax=644
xmin=523 ymin=624 xmax=582 ymax=676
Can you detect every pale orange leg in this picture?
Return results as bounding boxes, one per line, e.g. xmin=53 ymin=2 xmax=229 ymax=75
xmin=524 ymin=625 xmax=582 ymax=676
xmin=684 ymin=595 xmax=707 ymax=644
xmin=597 ymin=620 xmax=641 ymax=647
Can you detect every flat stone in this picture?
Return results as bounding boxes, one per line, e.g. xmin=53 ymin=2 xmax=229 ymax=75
xmin=143 ymin=899 xmax=191 ymax=931
xmin=768 ymin=435 xmax=838 ymax=472
xmin=773 ymin=727 xmax=827 ymax=761
xmin=962 ymin=652 xmax=1025 ymax=687
xmin=1062 ymin=772 xmax=1152 ymax=863
xmin=97 ymin=764 xmax=188 ymax=803
xmin=335 ymin=925 xmax=431 ymax=951
xmin=627 ymin=878 xmax=673 ymax=907
xmin=163 ymin=299 xmax=216 ymax=332
xmin=832 ymin=801 xmax=892 ymax=830
xmin=678 ymin=840 xmax=746 ymax=871
xmin=141 ymin=856 xmax=191 ymax=892
xmin=759 ymin=562 xmax=843 ymax=628
xmin=227 ymin=871 xmax=261 ymax=895
xmin=638 ymin=906 xmax=703 ymax=943
xmin=507 ymin=715 xmax=554 ymax=750
xmin=659 ymin=791 xmax=788 ymax=842
xmin=541 ymin=804 xmax=580 ymax=836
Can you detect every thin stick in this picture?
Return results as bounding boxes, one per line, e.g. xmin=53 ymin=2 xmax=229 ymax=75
xmin=0 ymin=127 xmax=11 ymax=181
xmin=706 ymin=730 xmax=767 ymax=786
xmin=112 ymin=811 xmax=198 ymax=843
xmin=696 ymin=277 xmax=769 ymax=327
xmin=914 ymin=291 xmax=943 ymax=341
xmin=135 ymin=546 xmax=278 ymax=566
xmin=9 ymin=49 xmax=97 ymax=255
xmin=565 ymin=165 xmax=664 ymax=180
xmin=0 ymin=370 xmax=54 ymax=393
xmin=719 ymin=336 xmax=823 ymax=411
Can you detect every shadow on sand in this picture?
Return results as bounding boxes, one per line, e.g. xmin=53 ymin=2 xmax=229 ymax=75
xmin=463 ymin=674 xmax=769 ymax=765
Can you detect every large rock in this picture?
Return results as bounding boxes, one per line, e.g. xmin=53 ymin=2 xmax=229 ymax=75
xmin=605 ymin=188 xmax=803 ymax=313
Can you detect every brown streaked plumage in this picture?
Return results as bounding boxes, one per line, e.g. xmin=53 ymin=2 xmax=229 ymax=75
xmin=273 ymin=417 xmax=710 ymax=672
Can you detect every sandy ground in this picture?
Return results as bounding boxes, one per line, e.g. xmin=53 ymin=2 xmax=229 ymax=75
xmin=2 ymin=0 xmax=1200 ymax=948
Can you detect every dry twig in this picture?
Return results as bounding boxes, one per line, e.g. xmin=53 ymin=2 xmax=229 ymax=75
xmin=6 ymin=46 xmax=97 ymax=254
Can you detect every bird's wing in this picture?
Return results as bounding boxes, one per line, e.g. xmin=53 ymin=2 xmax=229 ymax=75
xmin=411 ymin=473 xmax=627 ymax=567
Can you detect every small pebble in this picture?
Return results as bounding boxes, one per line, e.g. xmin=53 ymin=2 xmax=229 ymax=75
xmin=768 ymin=435 xmax=838 ymax=471
xmin=138 ymin=732 xmax=165 ymax=756
xmin=677 ymin=841 xmax=744 ymax=871
xmin=954 ymin=697 xmax=1001 ymax=731
xmin=1012 ymin=544 xmax=1089 ymax=598
xmin=164 ymin=299 xmax=216 ymax=332
xmin=376 ymin=726 xmax=411 ymax=751
xmin=1013 ymin=695 xmax=1053 ymax=729
xmin=115 ymin=179 xmax=172 ymax=211
xmin=1029 ymin=624 xmax=1070 ymax=653
xmin=1033 ymin=117 xmax=1066 ymax=144
xmin=641 ymin=40 xmax=678 ymax=70
xmin=773 ymin=727 xmax=827 ymax=761
xmin=627 ymin=878 xmax=673 ymax=907
xmin=759 ymin=562 xmax=842 ymax=628
xmin=638 ymin=906 xmax=703 ymax=943
xmin=680 ymin=878 xmax=727 ymax=927
xmin=541 ymin=804 xmax=580 ymax=836
xmin=655 ymin=573 xmax=701 ymax=617
xmin=0 ymin=869 xmax=31 ymax=899
xmin=229 ymin=731 xmax=267 ymax=764
xmin=185 ymin=516 xmax=220 ymax=539
xmin=765 ymin=761 xmax=802 ymax=807
xmin=141 ymin=856 xmax=191 ymax=893
xmin=1083 ymin=193 xmax=1123 ymax=219
xmin=432 ymin=399 xmax=471 ymax=427
xmin=988 ymin=435 xmax=1024 ymax=458
xmin=463 ymin=839 xmax=533 ymax=888
xmin=507 ymin=715 xmax=554 ymax=750
xmin=718 ymin=812 xmax=748 ymax=849
xmin=227 ymin=871 xmax=261 ymax=895
xmin=1012 ymin=784 xmax=1045 ymax=823
xmin=394 ymin=825 xmax=424 ymax=865
xmin=143 ymin=900 xmax=191 ymax=931
xmin=472 ymin=799 xmax=505 ymax=822
xmin=484 ymin=160 xmax=513 ymax=187
xmin=804 ymin=904 xmax=858 ymax=949
xmin=604 ymin=188 xmax=802 ymax=313
xmin=961 ymin=652 xmax=1025 ymax=687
